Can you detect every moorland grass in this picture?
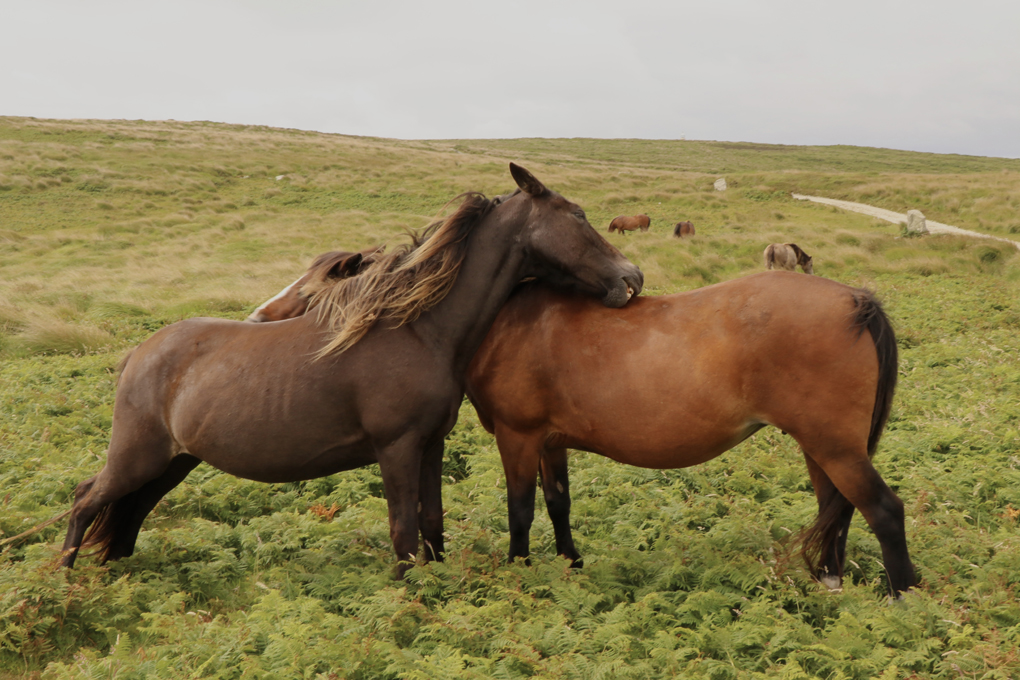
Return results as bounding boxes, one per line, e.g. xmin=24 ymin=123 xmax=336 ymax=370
xmin=1 ymin=117 xmax=1019 ymax=679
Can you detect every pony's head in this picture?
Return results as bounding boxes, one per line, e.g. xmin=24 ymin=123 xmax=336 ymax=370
xmin=502 ymin=163 xmax=643 ymax=308
xmin=247 ymin=248 xmax=379 ymax=323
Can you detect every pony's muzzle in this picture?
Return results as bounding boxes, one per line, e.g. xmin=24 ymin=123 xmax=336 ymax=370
xmin=603 ymin=270 xmax=644 ymax=308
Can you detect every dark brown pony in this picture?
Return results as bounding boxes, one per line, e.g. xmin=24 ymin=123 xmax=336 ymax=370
xmin=60 ymin=164 xmax=643 ymax=575
xmin=465 ymin=273 xmax=915 ymax=595
xmin=764 ymin=243 xmax=813 ymax=274
xmin=608 ymin=214 xmax=651 ymax=234
xmin=246 ymin=247 xmax=382 ymax=322
xmin=673 ymin=221 xmax=695 ymax=238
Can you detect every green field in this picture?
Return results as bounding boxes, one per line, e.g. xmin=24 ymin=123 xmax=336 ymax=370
xmin=2 ymin=116 xmax=1019 ymax=679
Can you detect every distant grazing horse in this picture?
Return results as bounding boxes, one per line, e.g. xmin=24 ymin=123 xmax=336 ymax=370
xmin=608 ymin=214 xmax=651 ymax=235
xmin=466 ymin=274 xmax=915 ymax=595
xmin=764 ymin=243 xmax=813 ymax=274
xmin=673 ymin=221 xmax=695 ymax=238
xmin=59 ymin=164 xmax=643 ymax=576
xmin=247 ymin=247 xmax=382 ymax=322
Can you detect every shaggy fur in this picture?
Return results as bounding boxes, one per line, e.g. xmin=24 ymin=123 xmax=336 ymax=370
xmin=310 ymin=193 xmax=494 ymax=358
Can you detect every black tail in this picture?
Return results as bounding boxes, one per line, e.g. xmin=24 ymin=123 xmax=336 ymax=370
xmin=79 ymin=491 xmax=141 ymax=563
xmin=800 ymin=290 xmax=898 ymax=577
xmin=851 ymin=290 xmax=898 ymax=456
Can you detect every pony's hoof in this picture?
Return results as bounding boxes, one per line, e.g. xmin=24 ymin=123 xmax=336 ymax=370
xmin=819 ymin=574 xmax=842 ymax=591
xmin=568 ymin=557 xmax=584 ymax=569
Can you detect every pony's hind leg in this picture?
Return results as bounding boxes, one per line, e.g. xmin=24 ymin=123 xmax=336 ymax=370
xmin=802 ymin=454 xmax=855 ymax=589
xmin=807 ymin=451 xmax=916 ymax=595
xmin=539 ymin=448 xmax=582 ymax=566
xmin=61 ymin=423 xmax=177 ymax=567
xmin=60 ymin=475 xmax=102 ymax=567
xmin=104 ymin=454 xmax=201 ymax=561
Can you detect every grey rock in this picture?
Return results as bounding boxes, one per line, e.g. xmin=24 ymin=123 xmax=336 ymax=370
xmin=906 ymin=209 xmax=928 ymax=234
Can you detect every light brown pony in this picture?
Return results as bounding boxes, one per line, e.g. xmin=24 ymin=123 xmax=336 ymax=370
xmin=673 ymin=221 xmax=695 ymax=238
xmin=466 ymin=273 xmax=915 ymax=595
xmin=59 ymin=164 xmax=644 ymax=576
xmin=246 ymin=247 xmax=382 ymax=322
xmin=764 ymin=243 xmax=813 ymax=274
xmin=608 ymin=214 xmax=651 ymax=234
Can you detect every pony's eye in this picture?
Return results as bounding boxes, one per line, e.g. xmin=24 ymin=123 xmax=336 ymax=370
xmin=573 ymin=210 xmax=586 ymax=221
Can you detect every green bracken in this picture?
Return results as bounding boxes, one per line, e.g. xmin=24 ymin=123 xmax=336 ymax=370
xmin=1 ymin=117 xmax=1019 ymax=679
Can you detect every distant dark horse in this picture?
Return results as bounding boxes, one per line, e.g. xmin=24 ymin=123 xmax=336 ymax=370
xmin=673 ymin=221 xmax=695 ymax=238
xmin=60 ymin=164 xmax=643 ymax=575
xmin=764 ymin=243 xmax=813 ymax=274
xmin=246 ymin=247 xmax=381 ymax=322
xmin=608 ymin=214 xmax=651 ymax=235
xmin=466 ymin=275 xmax=915 ymax=595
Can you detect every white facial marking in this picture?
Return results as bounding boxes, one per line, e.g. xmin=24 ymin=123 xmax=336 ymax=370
xmin=248 ymin=275 xmax=304 ymax=321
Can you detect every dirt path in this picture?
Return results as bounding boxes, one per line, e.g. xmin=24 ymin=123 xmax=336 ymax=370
xmin=791 ymin=194 xmax=1020 ymax=251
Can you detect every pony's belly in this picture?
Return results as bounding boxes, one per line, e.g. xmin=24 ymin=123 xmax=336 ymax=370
xmin=564 ymin=421 xmax=763 ymax=470
xmin=191 ymin=437 xmax=378 ymax=484
xmin=171 ymin=402 xmax=377 ymax=483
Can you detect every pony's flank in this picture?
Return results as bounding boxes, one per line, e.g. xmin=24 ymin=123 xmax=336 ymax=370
xmin=311 ymin=192 xmax=494 ymax=358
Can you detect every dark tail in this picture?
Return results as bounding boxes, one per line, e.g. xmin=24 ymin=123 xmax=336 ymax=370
xmin=852 ymin=290 xmax=898 ymax=456
xmin=79 ymin=492 xmax=140 ymax=563
xmin=800 ymin=290 xmax=898 ymax=577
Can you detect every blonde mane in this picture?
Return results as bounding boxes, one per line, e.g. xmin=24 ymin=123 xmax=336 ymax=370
xmin=310 ymin=192 xmax=495 ymax=358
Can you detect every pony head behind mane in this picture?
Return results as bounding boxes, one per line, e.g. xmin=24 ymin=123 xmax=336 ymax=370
xmin=310 ymin=192 xmax=495 ymax=358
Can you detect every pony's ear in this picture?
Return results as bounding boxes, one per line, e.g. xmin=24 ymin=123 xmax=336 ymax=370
xmin=327 ymin=252 xmax=364 ymax=279
xmin=510 ymin=163 xmax=548 ymax=197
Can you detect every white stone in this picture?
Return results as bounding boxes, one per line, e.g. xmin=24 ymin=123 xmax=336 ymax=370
xmin=275 ymin=175 xmax=285 ymax=181
xmin=906 ymin=209 xmax=928 ymax=234
xmin=714 ymin=177 xmax=727 ymax=191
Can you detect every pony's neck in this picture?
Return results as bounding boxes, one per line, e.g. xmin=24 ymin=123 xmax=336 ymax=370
xmin=412 ymin=206 xmax=528 ymax=376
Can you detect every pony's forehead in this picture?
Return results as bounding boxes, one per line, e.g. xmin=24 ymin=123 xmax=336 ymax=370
xmin=495 ymin=188 xmax=521 ymax=202
xmin=499 ymin=187 xmax=573 ymax=208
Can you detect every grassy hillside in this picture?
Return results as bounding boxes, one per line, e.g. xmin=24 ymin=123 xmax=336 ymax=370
xmin=2 ymin=117 xmax=1019 ymax=679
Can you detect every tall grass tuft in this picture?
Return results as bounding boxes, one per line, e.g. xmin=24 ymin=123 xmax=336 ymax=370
xmin=12 ymin=317 xmax=114 ymax=356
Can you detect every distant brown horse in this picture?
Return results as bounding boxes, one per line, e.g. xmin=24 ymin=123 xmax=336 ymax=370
xmin=608 ymin=214 xmax=651 ymax=234
xmin=466 ymin=274 xmax=915 ymax=595
xmin=247 ymin=247 xmax=382 ymax=322
xmin=764 ymin=243 xmax=813 ymax=274
xmin=673 ymin=221 xmax=695 ymax=238
xmin=59 ymin=164 xmax=643 ymax=576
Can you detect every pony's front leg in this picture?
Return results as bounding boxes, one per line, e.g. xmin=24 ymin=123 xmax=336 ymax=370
xmin=376 ymin=435 xmax=424 ymax=579
xmin=539 ymin=447 xmax=582 ymax=567
xmin=418 ymin=439 xmax=445 ymax=562
xmin=495 ymin=426 xmax=541 ymax=563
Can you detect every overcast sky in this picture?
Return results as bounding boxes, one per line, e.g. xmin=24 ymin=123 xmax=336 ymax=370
xmin=3 ymin=0 xmax=1019 ymax=158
